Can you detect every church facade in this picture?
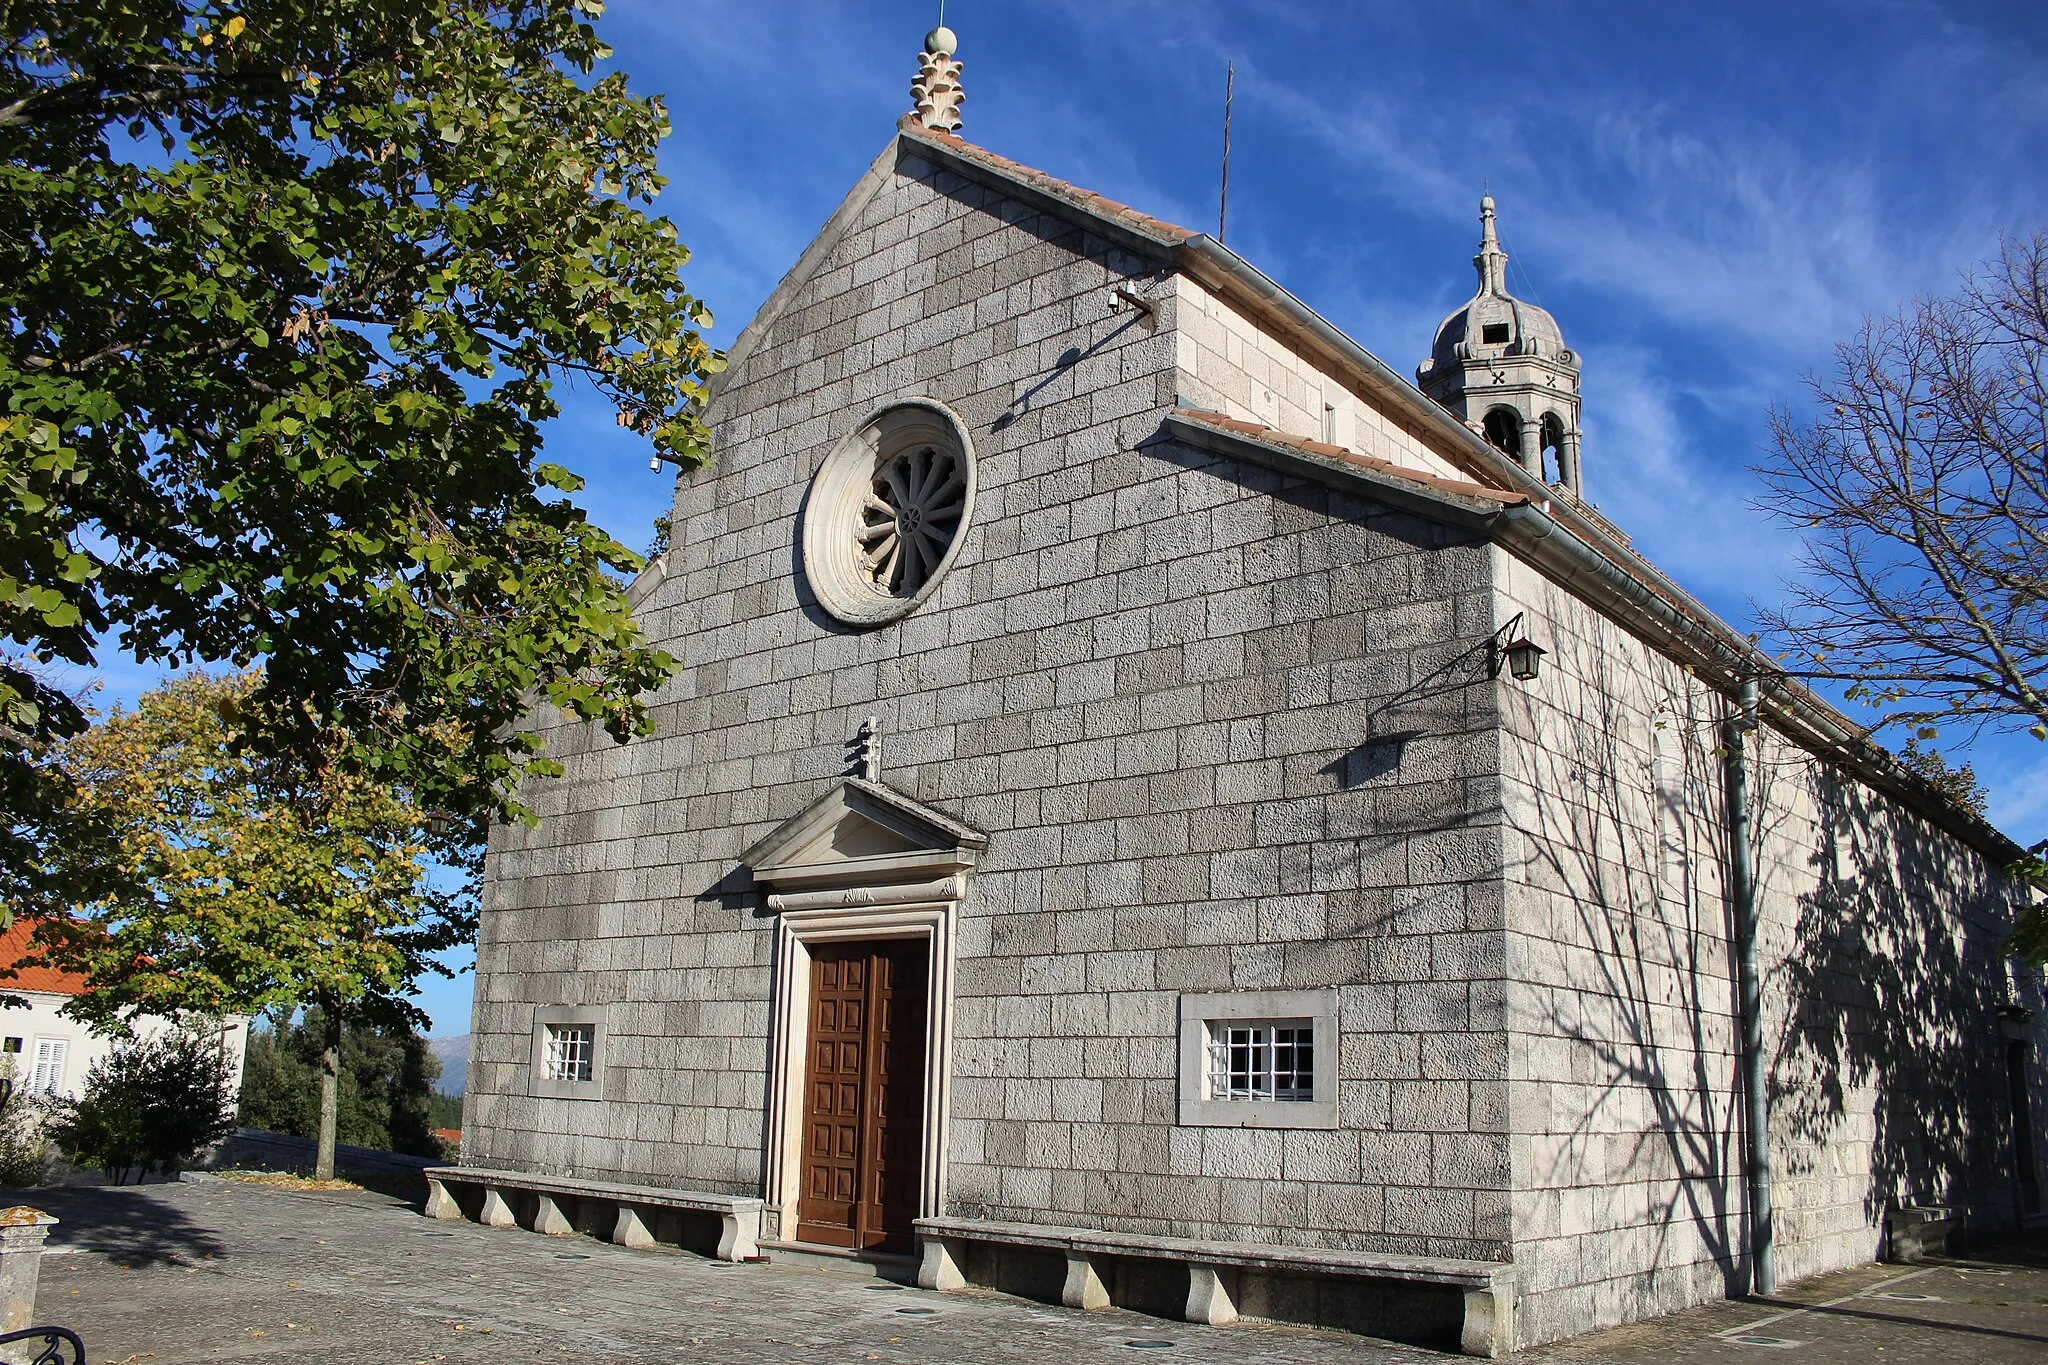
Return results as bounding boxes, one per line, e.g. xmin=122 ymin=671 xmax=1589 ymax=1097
xmin=459 ymin=31 xmax=2047 ymax=1354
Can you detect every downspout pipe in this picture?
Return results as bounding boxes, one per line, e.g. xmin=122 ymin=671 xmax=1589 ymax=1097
xmin=1726 ymin=676 xmax=1776 ymax=1295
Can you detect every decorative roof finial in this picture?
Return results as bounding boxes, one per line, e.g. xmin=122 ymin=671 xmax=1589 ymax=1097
xmin=912 ymin=24 xmax=964 ymax=132
xmin=1474 ymin=193 xmax=1509 ymax=296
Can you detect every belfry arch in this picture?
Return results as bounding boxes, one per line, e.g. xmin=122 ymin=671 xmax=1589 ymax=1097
xmin=1415 ymin=195 xmax=1584 ymax=497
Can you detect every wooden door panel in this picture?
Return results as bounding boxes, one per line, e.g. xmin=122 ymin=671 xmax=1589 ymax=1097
xmin=796 ymin=938 xmax=927 ymax=1253
xmin=796 ymin=943 xmax=867 ymax=1248
xmin=863 ymin=942 xmax=927 ymax=1253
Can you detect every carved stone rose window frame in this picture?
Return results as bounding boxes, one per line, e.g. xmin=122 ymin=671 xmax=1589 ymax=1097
xmin=801 ymin=399 xmax=976 ymax=627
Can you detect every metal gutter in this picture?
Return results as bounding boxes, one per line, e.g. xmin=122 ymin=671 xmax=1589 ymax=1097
xmin=1724 ymin=677 xmax=1777 ymax=1294
xmin=1494 ymin=500 xmax=2024 ymax=864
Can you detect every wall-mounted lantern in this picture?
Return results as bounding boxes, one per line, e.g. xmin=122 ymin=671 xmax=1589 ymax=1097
xmin=1492 ymin=613 xmax=1546 ymax=683
xmin=1503 ymin=636 xmax=1546 ymax=681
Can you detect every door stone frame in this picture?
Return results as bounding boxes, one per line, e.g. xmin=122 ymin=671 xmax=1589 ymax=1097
xmin=738 ymin=778 xmax=985 ymax=1246
xmin=763 ymin=895 xmax=959 ymax=1244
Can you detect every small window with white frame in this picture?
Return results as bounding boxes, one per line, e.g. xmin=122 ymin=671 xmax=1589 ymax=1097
xmin=1207 ymin=1018 xmax=1316 ymax=1103
xmin=543 ymin=1024 xmax=594 ymax=1083
xmin=29 ymin=1037 xmax=68 ymax=1096
xmin=530 ymin=1005 xmax=605 ymax=1098
xmin=1178 ymin=990 xmax=1338 ymax=1129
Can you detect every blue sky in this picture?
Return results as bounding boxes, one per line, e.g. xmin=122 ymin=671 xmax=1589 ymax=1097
xmin=87 ymin=1 xmax=2048 ymax=1034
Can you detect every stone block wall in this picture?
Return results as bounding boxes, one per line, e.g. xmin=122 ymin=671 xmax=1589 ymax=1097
xmin=1493 ymin=547 xmax=2048 ymax=1346
xmin=467 ymin=137 xmax=1519 ymax=1261
xmin=1173 ymin=276 xmax=1470 ymax=484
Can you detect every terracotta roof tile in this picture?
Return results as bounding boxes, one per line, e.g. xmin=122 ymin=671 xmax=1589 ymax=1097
xmin=1170 ymin=408 xmax=1528 ymax=508
xmin=0 ymin=919 xmax=88 ymax=996
xmin=898 ymin=120 xmax=1198 ymax=246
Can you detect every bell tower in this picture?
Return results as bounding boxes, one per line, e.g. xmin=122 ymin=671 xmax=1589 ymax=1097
xmin=1416 ymin=196 xmax=1583 ymax=495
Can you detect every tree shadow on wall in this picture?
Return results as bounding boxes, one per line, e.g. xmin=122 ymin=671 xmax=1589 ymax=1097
xmin=1511 ymin=632 xmax=1747 ymax=1296
xmin=1770 ymin=768 xmax=2010 ymax=1222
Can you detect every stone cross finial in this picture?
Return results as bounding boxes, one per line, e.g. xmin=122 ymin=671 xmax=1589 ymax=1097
xmin=1474 ymin=194 xmax=1509 ymax=296
xmin=911 ymin=26 xmax=964 ymax=132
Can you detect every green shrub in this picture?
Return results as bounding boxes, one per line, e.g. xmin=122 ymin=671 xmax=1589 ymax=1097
xmin=0 ymin=1090 xmax=53 ymax=1188
xmin=47 ymin=1028 xmax=236 ymax=1182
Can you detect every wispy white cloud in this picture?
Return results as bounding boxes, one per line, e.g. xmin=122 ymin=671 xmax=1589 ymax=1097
xmin=1982 ymin=747 xmax=2048 ymax=845
xmin=1577 ymin=345 xmax=1800 ymax=608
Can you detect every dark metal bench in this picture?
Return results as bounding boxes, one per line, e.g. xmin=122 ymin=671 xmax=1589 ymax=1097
xmin=0 ymin=1326 xmax=85 ymax=1364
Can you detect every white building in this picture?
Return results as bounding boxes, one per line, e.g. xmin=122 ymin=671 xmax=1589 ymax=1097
xmin=0 ymin=919 xmax=249 ymax=1105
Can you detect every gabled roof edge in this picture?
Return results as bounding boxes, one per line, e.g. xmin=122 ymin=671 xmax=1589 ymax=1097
xmin=1160 ymin=409 xmax=1520 ymax=532
xmin=711 ymin=136 xmax=905 ymax=405
xmin=705 ymin=125 xmax=2026 ymax=871
xmin=896 ymin=120 xmax=1194 ymax=258
xmin=1496 ymin=500 xmax=2027 ymax=868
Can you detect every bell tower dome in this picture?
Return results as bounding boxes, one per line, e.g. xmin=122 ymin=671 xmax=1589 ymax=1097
xmin=1415 ymin=196 xmax=1583 ymax=495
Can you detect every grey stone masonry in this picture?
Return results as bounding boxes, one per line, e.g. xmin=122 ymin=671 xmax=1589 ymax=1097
xmin=463 ymin=121 xmax=2048 ymax=1355
xmin=467 ymin=134 xmax=1515 ymax=1264
xmin=1493 ymin=547 xmax=2048 ymax=1345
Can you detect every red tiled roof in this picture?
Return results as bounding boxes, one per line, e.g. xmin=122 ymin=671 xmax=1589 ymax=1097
xmin=898 ymin=119 xmax=1199 ymax=247
xmin=0 ymin=919 xmax=88 ymax=996
xmin=1169 ymin=408 xmax=1529 ymax=509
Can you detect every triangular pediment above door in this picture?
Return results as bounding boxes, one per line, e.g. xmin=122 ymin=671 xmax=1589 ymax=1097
xmin=739 ymin=778 xmax=987 ymax=892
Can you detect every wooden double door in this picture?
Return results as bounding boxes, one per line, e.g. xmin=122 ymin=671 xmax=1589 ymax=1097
xmin=797 ymin=939 xmax=927 ymax=1252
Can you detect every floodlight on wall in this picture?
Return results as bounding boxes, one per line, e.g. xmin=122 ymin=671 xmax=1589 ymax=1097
xmin=1491 ymin=612 xmax=1547 ymax=683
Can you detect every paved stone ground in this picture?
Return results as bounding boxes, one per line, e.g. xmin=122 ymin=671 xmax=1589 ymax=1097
xmin=22 ymin=1177 xmax=2048 ymax=1364
xmin=1521 ymin=1237 xmax=2048 ymax=1364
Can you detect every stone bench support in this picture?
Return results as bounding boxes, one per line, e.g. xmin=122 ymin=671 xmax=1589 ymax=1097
xmin=1185 ymin=1262 xmax=1235 ymax=1325
xmin=531 ymin=1194 xmax=574 ymax=1237
xmin=1887 ymin=1204 xmax=1964 ymax=1262
xmin=423 ymin=1166 xmax=762 ymax=1262
xmin=613 ymin=1205 xmax=656 ymax=1250
xmin=1061 ymin=1250 xmax=1111 ymax=1311
xmin=478 ymin=1187 xmax=516 ymax=1229
xmin=914 ymin=1215 xmax=1515 ymax=1359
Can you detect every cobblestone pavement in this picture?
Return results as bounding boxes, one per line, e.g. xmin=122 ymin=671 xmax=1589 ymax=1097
xmin=26 ymin=1177 xmax=2048 ymax=1364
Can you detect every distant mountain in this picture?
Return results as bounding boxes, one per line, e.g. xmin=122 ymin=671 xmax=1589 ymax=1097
xmin=428 ymin=1034 xmax=470 ymax=1096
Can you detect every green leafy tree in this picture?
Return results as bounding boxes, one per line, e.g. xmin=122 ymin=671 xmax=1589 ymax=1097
xmin=1 ymin=0 xmax=719 ymax=891
xmin=47 ymin=1026 xmax=238 ymax=1182
xmin=240 ymin=1010 xmax=440 ymax=1157
xmin=24 ymin=670 xmax=470 ymax=1177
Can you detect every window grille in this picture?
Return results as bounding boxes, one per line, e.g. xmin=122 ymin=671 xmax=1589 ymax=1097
xmin=1206 ymin=1020 xmax=1313 ymax=1103
xmin=29 ymin=1038 xmax=67 ymax=1096
xmin=543 ymin=1024 xmax=595 ymax=1083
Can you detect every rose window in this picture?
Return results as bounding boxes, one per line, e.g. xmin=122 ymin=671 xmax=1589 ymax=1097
xmin=858 ymin=443 xmax=965 ymax=599
xmin=802 ymin=401 xmax=977 ymax=626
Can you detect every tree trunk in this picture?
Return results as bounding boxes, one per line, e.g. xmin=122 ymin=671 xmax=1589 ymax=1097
xmin=316 ymin=1004 xmax=342 ymax=1181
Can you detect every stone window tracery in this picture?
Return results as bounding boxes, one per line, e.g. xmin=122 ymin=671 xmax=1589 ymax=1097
xmin=803 ymin=401 xmax=977 ymax=627
xmin=859 ymin=441 xmax=966 ymax=599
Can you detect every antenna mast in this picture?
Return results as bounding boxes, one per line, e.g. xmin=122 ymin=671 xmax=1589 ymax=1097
xmin=1218 ymin=61 xmax=1234 ymax=242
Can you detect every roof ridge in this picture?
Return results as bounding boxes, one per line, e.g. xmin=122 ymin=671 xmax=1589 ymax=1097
xmin=897 ymin=118 xmax=1198 ymax=247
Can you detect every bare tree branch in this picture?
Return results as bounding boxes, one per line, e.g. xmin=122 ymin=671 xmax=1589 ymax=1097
xmin=1754 ymin=229 xmax=2048 ymax=742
